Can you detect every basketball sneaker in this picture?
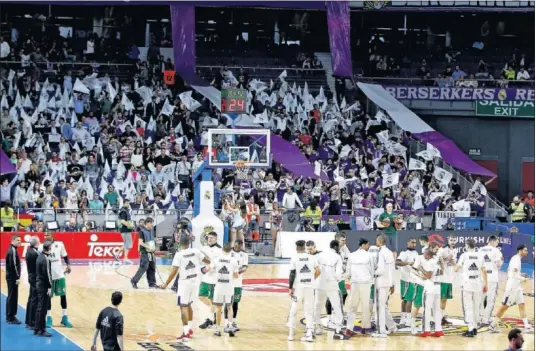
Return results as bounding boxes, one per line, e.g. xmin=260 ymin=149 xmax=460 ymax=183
xmin=287 ymin=330 xmax=295 ymax=341
xmin=213 ymin=330 xmax=222 ymax=337
xmin=525 ymin=325 xmax=534 ymax=333
xmin=314 ymin=327 xmax=324 ymax=335
xmin=387 ymin=326 xmax=398 ymax=335
xmin=232 ymin=322 xmax=240 ymax=331
xmin=199 ymin=319 xmax=213 ymax=329
xmin=227 ymin=328 xmax=235 ymax=337
xmin=419 ymin=331 xmax=431 ymax=337
xmin=344 ymin=329 xmax=357 ymax=337
xmin=188 ymin=329 xmax=193 ymax=337
xmin=462 ymin=330 xmax=475 ymax=338
xmin=301 ymin=334 xmax=314 ymax=342
xmin=177 ymin=333 xmax=190 ymax=342
xmin=61 ymin=316 xmax=73 ymax=328
xmin=432 ymin=331 xmax=444 ymax=337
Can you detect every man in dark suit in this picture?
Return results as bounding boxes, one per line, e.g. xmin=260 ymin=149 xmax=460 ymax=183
xmin=25 ymin=236 xmax=40 ymax=329
xmin=35 ymin=241 xmax=53 ymax=337
xmin=146 ymin=96 xmax=160 ymax=119
xmin=5 ymin=233 xmax=21 ymax=324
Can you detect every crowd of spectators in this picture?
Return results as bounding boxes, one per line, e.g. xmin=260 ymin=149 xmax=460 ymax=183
xmin=0 ymin=60 xmax=489 ymax=236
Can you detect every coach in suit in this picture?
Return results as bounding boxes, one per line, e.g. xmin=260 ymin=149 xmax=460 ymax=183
xmin=35 ymin=241 xmax=53 ymax=337
xmin=25 ymin=236 xmax=40 ymax=329
xmin=5 ymin=233 xmax=22 ymax=324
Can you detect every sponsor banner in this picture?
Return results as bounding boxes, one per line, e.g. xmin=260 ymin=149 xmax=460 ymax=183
xmin=341 ymin=230 xmax=532 ymax=262
xmin=353 ymin=1 xmax=535 ymax=11
xmin=275 ymin=231 xmax=336 ymax=258
xmin=384 ymin=86 xmax=534 ymax=102
xmin=476 ymin=100 xmax=535 ymax=118
xmin=0 ymin=232 xmax=139 ymax=260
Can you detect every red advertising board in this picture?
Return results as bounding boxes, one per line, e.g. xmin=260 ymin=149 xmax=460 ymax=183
xmin=0 ymin=232 xmax=139 ymax=260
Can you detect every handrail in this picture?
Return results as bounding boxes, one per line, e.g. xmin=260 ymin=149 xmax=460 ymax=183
xmin=1 ymin=61 xmax=325 ymax=71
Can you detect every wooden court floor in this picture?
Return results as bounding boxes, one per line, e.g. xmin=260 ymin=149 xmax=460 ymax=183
xmin=1 ymin=262 xmax=534 ymax=351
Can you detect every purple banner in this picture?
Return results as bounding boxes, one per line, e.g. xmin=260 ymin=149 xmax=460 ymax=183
xmin=170 ymin=3 xmax=196 ymax=77
xmin=326 ymin=1 xmax=353 ymax=78
xmin=0 ymin=150 xmax=16 ymax=175
xmin=384 ymin=86 xmax=535 ymax=101
xmin=413 ymin=131 xmax=496 ymax=177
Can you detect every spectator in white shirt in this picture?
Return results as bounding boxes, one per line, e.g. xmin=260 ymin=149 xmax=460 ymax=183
xmin=0 ymin=36 xmax=10 ymax=59
xmin=516 ymin=68 xmax=530 ymax=81
xmin=282 ymin=187 xmax=303 ymax=211
xmin=175 ymin=155 xmax=192 ymax=188
xmin=263 ymin=173 xmax=278 ymax=192
xmin=150 ymin=163 xmax=166 ymax=185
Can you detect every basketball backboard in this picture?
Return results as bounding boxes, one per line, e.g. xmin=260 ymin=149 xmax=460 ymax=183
xmin=207 ymin=128 xmax=271 ymax=168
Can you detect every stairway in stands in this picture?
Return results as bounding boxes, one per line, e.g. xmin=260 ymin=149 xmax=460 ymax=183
xmin=314 ymin=52 xmax=336 ymax=94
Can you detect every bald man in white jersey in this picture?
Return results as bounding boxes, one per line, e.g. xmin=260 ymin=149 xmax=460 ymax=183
xmin=490 ymin=244 xmax=533 ymax=333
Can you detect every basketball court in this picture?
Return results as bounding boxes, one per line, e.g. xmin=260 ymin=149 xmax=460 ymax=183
xmin=1 ymin=259 xmax=534 ymax=351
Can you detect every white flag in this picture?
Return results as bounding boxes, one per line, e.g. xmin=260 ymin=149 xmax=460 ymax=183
xmin=427 ymin=143 xmax=442 ymax=158
xmin=278 ymin=70 xmax=287 ymax=81
xmin=178 ymin=91 xmax=201 ymax=112
xmin=73 ymin=78 xmax=90 ymax=94
xmin=382 ymin=172 xmax=400 ymax=188
xmin=107 ymin=81 xmax=117 ymax=101
xmin=376 ymin=130 xmax=389 ymax=144
xmin=433 ymin=166 xmax=453 ymax=185
xmin=416 ymin=150 xmax=433 ymax=161
xmin=160 ymin=98 xmax=175 ymax=116
xmin=409 ymin=158 xmax=427 ymax=171
xmin=315 ymin=86 xmax=326 ymax=103
xmin=121 ymin=93 xmax=134 ymax=111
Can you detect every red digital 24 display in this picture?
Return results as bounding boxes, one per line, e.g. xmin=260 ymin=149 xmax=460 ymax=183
xmin=221 ymin=88 xmax=247 ymax=113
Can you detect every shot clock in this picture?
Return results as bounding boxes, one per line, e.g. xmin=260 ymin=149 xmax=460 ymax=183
xmin=221 ymin=88 xmax=247 ymax=114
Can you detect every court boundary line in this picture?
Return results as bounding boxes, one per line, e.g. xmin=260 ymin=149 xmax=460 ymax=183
xmin=0 ymin=292 xmax=85 ymax=351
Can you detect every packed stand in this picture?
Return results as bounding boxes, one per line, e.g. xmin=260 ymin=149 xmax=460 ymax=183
xmin=0 ymin=41 xmax=488 ymax=235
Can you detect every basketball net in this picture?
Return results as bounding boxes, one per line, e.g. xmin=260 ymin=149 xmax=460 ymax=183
xmin=234 ymin=161 xmax=250 ymax=180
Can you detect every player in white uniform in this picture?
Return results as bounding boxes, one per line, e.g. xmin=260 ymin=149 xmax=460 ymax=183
xmin=454 ymin=238 xmax=488 ymax=338
xmin=198 ymin=232 xmax=223 ymax=329
xmin=287 ymin=240 xmax=320 ymax=342
xmin=478 ymin=235 xmax=503 ymax=325
xmin=314 ymin=240 xmax=344 ymax=334
xmin=368 ymin=243 xmax=380 ymax=327
xmin=161 ymin=237 xmax=209 ymax=341
xmin=418 ymin=249 xmax=444 ymax=337
xmin=345 ymin=238 xmax=374 ymax=337
xmin=437 ymin=234 xmax=457 ymax=326
xmin=226 ymin=239 xmax=248 ymax=332
xmin=208 ymin=243 xmax=239 ymax=337
xmin=326 ymin=233 xmax=350 ymax=323
xmin=490 ymin=244 xmax=533 ymax=333
xmin=42 ymin=232 xmax=73 ymax=328
xmin=395 ymin=237 xmax=419 ymax=327
xmin=372 ymin=234 xmax=397 ymax=338
xmin=306 ymin=240 xmax=324 ymax=336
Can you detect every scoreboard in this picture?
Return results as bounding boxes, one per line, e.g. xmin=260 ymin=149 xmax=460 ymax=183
xmin=221 ymin=88 xmax=247 ymax=114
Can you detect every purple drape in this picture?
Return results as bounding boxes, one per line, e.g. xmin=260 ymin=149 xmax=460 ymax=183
xmin=326 ymin=1 xmax=353 ymax=77
xmin=261 ymin=134 xmax=328 ymax=180
xmin=413 ymin=131 xmax=496 ymax=177
xmin=0 ymin=150 xmax=16 ymax=175
xmin=170 ymin=3 xmax=196 ymax=77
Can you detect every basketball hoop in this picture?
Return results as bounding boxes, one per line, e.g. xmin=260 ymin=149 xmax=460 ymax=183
xmin=234 ymin=160 xmax=250 ymax=180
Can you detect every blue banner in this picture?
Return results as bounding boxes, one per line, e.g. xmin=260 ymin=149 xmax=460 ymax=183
xmin=487 ymin=223 xmax=535 ymax=236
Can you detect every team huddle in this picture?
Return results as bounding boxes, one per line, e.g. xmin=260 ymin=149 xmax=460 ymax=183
xmin=285 ymin=232 xmax=533 ymax=341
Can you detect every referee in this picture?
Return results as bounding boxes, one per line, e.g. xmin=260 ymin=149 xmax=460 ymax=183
xmin=115 ymin=200 xmax=134 ymax=264
xmin=91 ymin=291 xmax=124 ymax=351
